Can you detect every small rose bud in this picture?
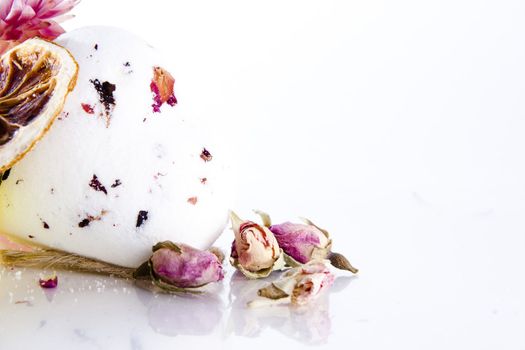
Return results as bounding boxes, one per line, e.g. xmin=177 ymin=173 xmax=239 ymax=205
xmin=258 ymin=212 xmax=358 ymax=273
xmin=251 ymin=260 xmax=335 ymax=307
xmin=230 ymin=211 xmax=284 ymax=278
xmin=269 ymin=222 xmax=330 ymax=264
xmin=291 ymin=262 xmax=334 ymax=306
xmin=150 ymin=243 xmax=224 ymax=288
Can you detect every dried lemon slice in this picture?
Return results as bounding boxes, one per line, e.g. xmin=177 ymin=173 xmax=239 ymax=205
xmin=0 ymin=38 xmax=78 ymax=173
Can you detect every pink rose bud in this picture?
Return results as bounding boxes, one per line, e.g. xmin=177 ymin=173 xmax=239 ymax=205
xmin=150 ymin=243 xmax=224 ymax=288
xmin=258 ymin=212 xmax=358 ymax=273
xmin=230 ymin=211 xmax=282 ymax=278
xmin=252 ymin=260 xmax=335 ymax=307
xmin=291 ymin=261 xmax=335 ymax=306
xmin=269 ymin=222 xmax=330 ymax=264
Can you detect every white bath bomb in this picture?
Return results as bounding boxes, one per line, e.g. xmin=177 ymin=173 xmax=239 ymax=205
xmin=0 ymin=26 xmax=233 ymax=267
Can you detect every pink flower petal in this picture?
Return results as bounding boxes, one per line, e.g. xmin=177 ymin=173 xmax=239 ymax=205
xmin=0 ymin=0 xmax=77 ymax=53
xmin=39 ymin=275 xmax=58 ymax=289
xmin=0 ymin=0 xmax=15 ymax=19
xmin=4 ymin=0 xmax=36 ymax=23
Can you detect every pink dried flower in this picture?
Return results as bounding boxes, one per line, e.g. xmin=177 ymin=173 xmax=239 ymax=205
xmin=0 ymin=0 xmax=79 ymax=54
xmin=291 ymin=261 xmax=334 ymax=306
xmin=269 ymin=222 xmax=330 ymax=264
xmin=256 ymin=211 xmax=359 ymax=273
xmin=229 ymin=211 xmax=283 ymax=278
xmin=150 ymin=243 xmax=224 ymax=288
xmin=251 ymin=260 xmax=335 ymax=307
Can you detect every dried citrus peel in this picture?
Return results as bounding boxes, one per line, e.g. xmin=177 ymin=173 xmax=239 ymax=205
xmin=0 ymin=38 xmax=78 ymax=172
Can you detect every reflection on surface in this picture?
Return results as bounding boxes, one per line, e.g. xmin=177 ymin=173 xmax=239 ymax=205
xmin=227 ymin=271 xmax=356 ymax=345
xmin=137 ymin=284 xmax=225 ymax=337
xmin=0 ymin=265 xmax=355 ymax=346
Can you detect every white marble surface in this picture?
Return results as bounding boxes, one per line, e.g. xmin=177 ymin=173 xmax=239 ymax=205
xmin=1 ymin=193 xmax=524 ymax=349
xmin=2 ymin=0 xmax=525 ymax=348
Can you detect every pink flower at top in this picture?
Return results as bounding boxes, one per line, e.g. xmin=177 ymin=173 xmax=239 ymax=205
xmin=0 ymin=0 xmax=79 ymax=54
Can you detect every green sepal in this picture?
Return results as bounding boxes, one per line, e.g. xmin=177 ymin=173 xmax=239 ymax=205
xmin=230 ymin=250 xmax=286 ymax=279
xmin=282 ymin=252 xmax=302 ymax=268
xmin=311 ymin=240 xmax=332 ymax=261
xmin=299 ymin=217 xmax=330 ymax=239
xmin=207 ymin=247 xmax=225 ymax=263
xmin=132 ymin=261 xmax=151 ymax=280
xmin=230 ymin=257 xmax=274 ymax=279
xmin=152 ymin=241 xmax=181 ymax=253
xmin=253 ymin=210 xmax=272 ymax=227
xmin=150 ymin=273 xmax=203 ymax=294
xmin=258 ymin=283 xmax=289 ymax=300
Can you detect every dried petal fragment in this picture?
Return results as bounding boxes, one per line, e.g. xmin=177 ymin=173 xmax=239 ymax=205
xmin=249 ymin=260 xmax=335 ymax=307
xmin=200 ymin=148 xmax=212 ymax=162
xmin=81 ymin=103 xmax=94 ymax=114
xmin=78 ymin=218 xmax=89 ymax=228
xmin=111 ymin=179 xmax=122 ymax=188
xmin=89 ymin=174 xmax=107 ymax=195
xmin=39 ymin=275 xmax=58 ymax=289
xmin=89 ymin=79 xmax=115 ymax=126
xmin=77 ymin=210 xmax=107 ymax=228
xmin=136 ymin=210 xmax=148 ymax=228
xmin=150 ymin=66 xmax=177 ymax=113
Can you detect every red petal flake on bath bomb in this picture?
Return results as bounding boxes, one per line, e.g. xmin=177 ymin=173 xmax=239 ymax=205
xmin=81 ymin=103 xmax=94 ymax=114
xmin=151 ymin=66 xmax=177 ymax=113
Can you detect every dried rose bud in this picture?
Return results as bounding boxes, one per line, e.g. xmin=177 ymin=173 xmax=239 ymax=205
xmin=269 ymin=222 xmax=330 ymax=264
xmin=230 ymin=211 xmax=284 ymax=279
xmin=39 ymin=275 xmax=58 ymax=289
xmin=256 ymin=211 xmax=358 ymax=273
xmin=150 ymin=243 xmax=224 ymax=288
xmin=251 ymin=260 xmax=335 ymax=307
xmin=291 ymin=261 xmax=335 ymax=306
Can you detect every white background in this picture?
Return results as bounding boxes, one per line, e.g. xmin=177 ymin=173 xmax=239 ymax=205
xmin=1 ymin=0 xmax=525 ymax=349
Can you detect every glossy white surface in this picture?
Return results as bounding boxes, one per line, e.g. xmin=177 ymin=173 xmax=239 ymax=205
xmin=1 ymin=0 xmax=525 ymax=349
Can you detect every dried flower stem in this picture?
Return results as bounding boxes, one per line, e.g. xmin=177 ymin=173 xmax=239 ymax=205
xmin=0 ymin=248 xmax=134 ymax=279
